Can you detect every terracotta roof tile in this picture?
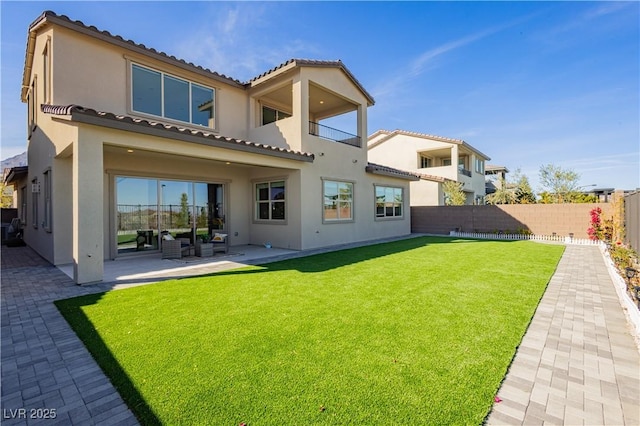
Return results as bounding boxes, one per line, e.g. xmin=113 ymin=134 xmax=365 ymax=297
xmin=31 ymin=11 xmax=244 ymax=87
xmin=41 ymin=104 xmax=315 ymax=162
xmin=365 ymin=163 xmax=420 ymax=181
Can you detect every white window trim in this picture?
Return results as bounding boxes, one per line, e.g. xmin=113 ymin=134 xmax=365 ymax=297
xmin=374 ymin=184 xmax=404 ymax=220
xmin=127 ymin=61 xmax=217 ymax=130
xmin=322 ymin=178 xmax=355 ymax=224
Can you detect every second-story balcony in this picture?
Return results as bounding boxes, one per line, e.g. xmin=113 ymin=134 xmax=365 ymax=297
xmin=458 ymin=166 xmax=472 ymax=177
xmin=309 ymin=121 xmax=361 ymax=147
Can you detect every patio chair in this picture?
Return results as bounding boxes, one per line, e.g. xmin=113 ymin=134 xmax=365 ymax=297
xmin=161 ymin=233 xmax=191 ymax=259
xmin=211 ymin=232 xmax=229 ymax=254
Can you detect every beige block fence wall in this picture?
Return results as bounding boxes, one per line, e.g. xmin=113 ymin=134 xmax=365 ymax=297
xmin=411 ymin=203 xmax=614 ymax=240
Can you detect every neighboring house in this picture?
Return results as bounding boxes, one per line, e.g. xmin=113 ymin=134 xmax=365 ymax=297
xmin=9 ymin=11 xmax=418 ymax=284
xmin=367 ymin=130 xmax=490 ymax=206
xmin=485 ymin=165 xmax=509 ymax=195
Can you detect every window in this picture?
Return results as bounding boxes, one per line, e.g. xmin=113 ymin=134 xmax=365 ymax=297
xmin=43 ymin=170 xmax=52 ymax=231
xmin=31 ymin=178 xmax=38 ymax=228
xmin=255 ymin=181 xmax=285 ymax=221
xmin=442 ymin=158 xmax=452 ymax=166
xmin=43 ymin=40 xmax=51 ymax=104
xmin=323 ymin=180 xmax=353 ymax=221
xmin=419 ymin=155 xmax=432 ymax=169
xmin=475 ymin=158 xmax=485 ymax=174
xmin=20 ymin=186 xmax=27 ymax=224
xmin=131 ymin=63 xmax=215 ymax=127
xmin=262 ymin=105 xmax=291 ymax=125
xmin=376 ymin=186 xmax=403 ymax=218
xmin=28 ymin=79 xmax=36 ymax=135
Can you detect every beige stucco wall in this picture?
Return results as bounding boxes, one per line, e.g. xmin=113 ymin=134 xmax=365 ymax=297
xmin=50 ymin=26 xmax=250 ymax=140
xmin=23 ymin=18 xmax=412 ymax=283
xmin=368 ymin=133 xmax=487 ymax=205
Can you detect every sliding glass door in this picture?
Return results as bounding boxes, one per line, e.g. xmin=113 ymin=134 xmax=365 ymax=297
xmin=116 ymin=176 xmax=225 ymax=255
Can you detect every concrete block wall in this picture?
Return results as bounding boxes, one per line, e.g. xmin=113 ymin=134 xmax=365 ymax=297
xmin=411 ymin=203 xmax=613 ymax=239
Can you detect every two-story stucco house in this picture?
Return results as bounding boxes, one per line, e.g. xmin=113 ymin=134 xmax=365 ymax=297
xmin=367 ymin=130 xmax=490 ymax=206
xmin=12 ymin=11 xmax=418 ymax=284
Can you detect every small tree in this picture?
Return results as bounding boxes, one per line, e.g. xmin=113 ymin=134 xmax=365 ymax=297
xmin=485 ymin=176 xmax=516 ymax=205
xmin=512 ymin=169 xmax=536 ymax=204
xmin=442 ymin=181 xmax=466 ymax=206
xmin=0 ymin=181 xmax=13 ymax=208
xmin=538 ymin=164 xmax=581 ymax=203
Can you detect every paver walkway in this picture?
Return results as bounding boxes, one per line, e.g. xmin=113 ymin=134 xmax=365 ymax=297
xmin=487 ymin=245 xmax=640 ymax=425
xmin=1 ymin=243 xmax=638 ymax=425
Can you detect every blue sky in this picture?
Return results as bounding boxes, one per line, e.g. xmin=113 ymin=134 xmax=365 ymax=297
xmin=1 ymin=1 xmax=638 ymax=191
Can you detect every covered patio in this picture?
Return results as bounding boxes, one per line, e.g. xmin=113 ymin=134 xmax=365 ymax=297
xmin=57 ymin=244 xmax=297 ymax=288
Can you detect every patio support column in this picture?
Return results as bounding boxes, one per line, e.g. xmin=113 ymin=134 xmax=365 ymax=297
xmin=72 ymin=137 xmax=104 ymax=284
xmin=292 ymin=75 xmax=308 ymax=144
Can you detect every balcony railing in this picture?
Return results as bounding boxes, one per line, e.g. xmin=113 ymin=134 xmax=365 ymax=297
xmin=458 ymin=167 xmax=472 ymax=177
xmin=309 ymin=121 xmax=361 ymax=147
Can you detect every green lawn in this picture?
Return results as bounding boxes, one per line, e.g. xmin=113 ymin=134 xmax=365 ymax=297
xmin=55 ymin=236 xmax=564 ymax=425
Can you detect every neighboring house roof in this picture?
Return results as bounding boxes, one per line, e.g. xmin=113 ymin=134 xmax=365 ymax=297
xmin=367 ymin=129 xmax=491 ymax=161
xmin=22 ymin=11 xmax=373 ymax=107
xmin=4 ymin=166 xmax=29 ymax=185
xmin=365 ymin=163 xmax=420 ymax=181
xmin=485 ymin=165 xmax=509 ymax=173
xmin=41 ymin=105 xmax=315 ymax=162
xmin=249 ymin=58 xmax=375 ymax=106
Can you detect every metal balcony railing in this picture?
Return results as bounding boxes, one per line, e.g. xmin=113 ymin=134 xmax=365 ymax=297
xmin=458 ymin=167 xmax=472 ymax=177
xmin=309 ymin=121 xmax=361 ymax=147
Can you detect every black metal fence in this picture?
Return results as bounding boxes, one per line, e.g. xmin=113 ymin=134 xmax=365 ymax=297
xmin=309 ymin=121 xmax=361 ymax=147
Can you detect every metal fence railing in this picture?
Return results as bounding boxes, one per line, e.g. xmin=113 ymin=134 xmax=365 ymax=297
xmin=309 ymin=121 xmax=361 ymax=147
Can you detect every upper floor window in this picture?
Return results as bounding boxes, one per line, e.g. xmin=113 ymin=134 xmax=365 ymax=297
xmin=419 ymin=154 xmax=432 ymax=169
xmin=375 ymin=186 xmax=403 ymax=218
xmin=442 ymin=158 xmax=452 ymax=166
xmin=475 ymin=158 xmax=485 ymax=174
xmin=28 ymin=79 xmax=36 ymax=136
xmin=255 ymin=180 xmax=285 ymax=221
xmin=262 ymin=105 xmax=291 ymax=125
xmin=131 ymin=64 xmax=215 ymax=127
xmin=323 ymin=180 xmax=353 ymax=222
xmin=43 ymin=39 xmax=51 ymax=104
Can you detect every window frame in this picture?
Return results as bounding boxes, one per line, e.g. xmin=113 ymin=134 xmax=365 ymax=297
xmin=475 ymin=158 xmax=485 ymax=174
xmin=43 ymin=168 xmax=52 ymax=232
xmin=261 ymin=104 xmax=292 ymax=126
xmin=43 ymin=38 xmax=51 ymax=104
xmin=322 ymin=179 xmax=354 ymax=223
xmin=419 ymin=154 xmax=432 ymax=169
xmin=20 ymin=186 xmax=27 ymax=224
xmin=31 ymin=178 xmax=39 ymax=229
xmin=374 ymin=185 xmax=404 ymax=220
xmin=253 ymin=179 xmax=287 ymax=223
xmin=129 ymin=62 xmax=216 ymax=129
xmin=28 ymin=78 xmax=36 ymax=138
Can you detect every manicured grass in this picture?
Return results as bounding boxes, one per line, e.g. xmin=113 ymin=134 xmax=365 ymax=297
xmin=55 ymin=237 xmax=564 ymax=425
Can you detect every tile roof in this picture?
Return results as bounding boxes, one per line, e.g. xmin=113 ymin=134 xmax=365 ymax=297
xmin=28 ymin=11 xmax=245 ymax=88
xmin=25 ymin=12 xmax=374 ymax=106
xmin=41 ymin=105 xmax=315 ymax=162
xmin=367 ymin=129 xmax=491 ymax=161
xmin=249 ymin=59 xmax=375 ymax=105
xmin=365 ymin=163 xmax=420 ymax=181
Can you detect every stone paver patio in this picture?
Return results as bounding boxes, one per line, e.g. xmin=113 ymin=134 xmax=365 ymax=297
xmin=1 ymin=241 xmax=639 ymax=425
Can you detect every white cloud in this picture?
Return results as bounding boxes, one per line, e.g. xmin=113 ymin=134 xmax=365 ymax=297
xmin=171 ymin=4 xmax=317 ymax=81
